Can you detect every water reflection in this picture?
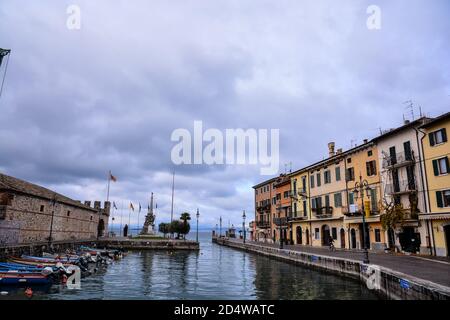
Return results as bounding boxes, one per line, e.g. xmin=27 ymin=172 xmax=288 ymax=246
xmin=0 ymin=233 xmax=378 ymax=300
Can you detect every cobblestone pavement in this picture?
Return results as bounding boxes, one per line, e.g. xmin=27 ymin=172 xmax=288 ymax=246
xmin=225 ymin=238 xmax=450 ymax=287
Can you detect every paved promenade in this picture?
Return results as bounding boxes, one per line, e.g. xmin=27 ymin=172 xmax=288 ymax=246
xmin=227 ymin=238 xmax=450 ymax=287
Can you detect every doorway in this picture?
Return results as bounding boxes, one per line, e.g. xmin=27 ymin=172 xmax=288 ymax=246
xmin=296 ymin=226 xmax=302 ymax=245
xmin=340 ymin=228 xmax=346 ymax=249
xmin=350 ymin=228 xmax=357 ymax=249
xmin=398 ymin=227 xmax=421 ymax=253
xmin=388 ymin=228 xmax=395 ymax=249
xmin=321 ymin=225 xmax=330 ymax=246
xmin=305 ymin=229 xmax=310 ymax=245
xmin=444 ymin=225 xmax=450 ymax=256
xmin=97 ymin=219 xmax=105 ymax=238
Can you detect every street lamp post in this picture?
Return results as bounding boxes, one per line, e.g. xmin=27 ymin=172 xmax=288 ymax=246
xmin=219 ymin=216 xmax=222 ymax=237
xmin=196 ymin=208 xmax=200 ymax=243
xmin=242 ymin=210 xmax=246 ymax=244
xmin=353 ymin=174 xmax=371 ymax=264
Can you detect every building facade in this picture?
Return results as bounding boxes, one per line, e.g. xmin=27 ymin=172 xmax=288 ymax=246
xmin=252 ymin=113 xmax=450 ymax=257
xmin=373 ymin=118 xmax=428 ymax=254
xmin=418 ymin=112 xmax=450 ymax=256
xmin=0 ymin=173 xmax=110 ymax=245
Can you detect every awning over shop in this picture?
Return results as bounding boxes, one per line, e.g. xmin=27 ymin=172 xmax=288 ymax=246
xmin=419 ymin=213 xmax=450 ymax=221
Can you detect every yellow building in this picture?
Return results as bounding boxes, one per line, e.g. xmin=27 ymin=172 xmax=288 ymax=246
xmin=288 ymin=141 xmax=383 ymax=250
xmin=419 ymin=112 xmax=450 ymax=257
xmin=290 ymin=168 xmax=311 ymax=245
xmin=342 ymin=142 xmax=383 ymax=251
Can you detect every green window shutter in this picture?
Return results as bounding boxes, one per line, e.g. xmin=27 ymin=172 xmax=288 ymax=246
xmin=442 ymin=128 xmax=447 ymax=143
xmin=432 ymin=159 xmax=439 ymax=176
xmin=429 ymin=133 xmax=435 ymax=146
xmin=349 ymin=193 xmax=354 ymax=205
xmin=335 ymin=167 xmax=341 ymax=181
xmin=436 ymin=191 xmax=443 ymax=208
xmin=371 ymin=189 xmax=377 ymax=211
xmin=445 ymin=157 xmax=450 ymax=174
xmin=325 ymin=195 xmax=330 ymax=207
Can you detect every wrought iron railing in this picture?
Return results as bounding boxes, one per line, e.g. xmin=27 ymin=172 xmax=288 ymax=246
xmin=382 ymin=151 xmax=414 ymax=169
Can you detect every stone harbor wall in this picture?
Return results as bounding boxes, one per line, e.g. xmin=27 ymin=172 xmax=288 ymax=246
xmin=213 ymin=237 xmax=450 ymax=300
xmin=0 ymin=193 xmax=109 ymax=245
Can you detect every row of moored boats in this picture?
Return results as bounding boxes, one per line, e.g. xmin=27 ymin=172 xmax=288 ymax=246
xmin=0 ymin=246 xmax=125 ymax=286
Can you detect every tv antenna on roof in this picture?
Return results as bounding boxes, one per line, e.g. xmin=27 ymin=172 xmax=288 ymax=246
xmin=403 ymin=100 xmax=414 ymax=121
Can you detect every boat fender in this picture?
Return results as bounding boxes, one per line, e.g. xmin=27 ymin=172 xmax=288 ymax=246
xmin=0 ymin=291 xmax=8 ymax=296
xmin=42 ymin=267 xmax=54 ymax=276
xmin=24 ymin=288 xmax=33 ymax=298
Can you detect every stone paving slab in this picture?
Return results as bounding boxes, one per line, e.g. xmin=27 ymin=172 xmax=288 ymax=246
xmin=227 ymin=239 xmax=450 ymax=287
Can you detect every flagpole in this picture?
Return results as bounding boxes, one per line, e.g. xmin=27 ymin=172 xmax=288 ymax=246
xmin=111 ymin=205 xmax=115 ymax=236
xmin=106 ymin=170 xmax=111 ymax=202
xmin=138 ymin=203 xmax=141 ymax=235
xmin=120 ymin=202 xmax=124 ymax=237
xmin=171 ymin=172 xmax=175 ymax=223
xmin=128 ymin=203 xmax=132 ymax=237
xmin=170 ymin=171 xmax=175 ymax=239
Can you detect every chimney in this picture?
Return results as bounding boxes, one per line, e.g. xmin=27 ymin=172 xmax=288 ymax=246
xmin=84 ymin=201 xmax=91 ymax=207
xmin=336 ymin=148 xmax=343 ymax=154
xmin=94 ymin=201 xmax=101 ymax=210
xmin=404 ymin=120 xmax=410 ymax=125
xmin=363 ymin=139 xmax=368 ymax=144
xmin=328 ymin=142 xmax=335 ymax=157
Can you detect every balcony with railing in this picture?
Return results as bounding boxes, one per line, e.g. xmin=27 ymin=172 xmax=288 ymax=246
xmin=384 ymin=179 xmax=417 ymax=195
xmin=312 ymin=206 xmax=333 ymax=219
xmin=382 ymin=151 xmax=415 ymax=169
xmin=256 ymin=220 xmax=271 ymax=228
xmin=256 ymin=202 xmax=271 ymax=212
xmin=273 ymin=216 xmax=291 ymax=226
xmin=290 ymin=211 xmax=308 ymax=221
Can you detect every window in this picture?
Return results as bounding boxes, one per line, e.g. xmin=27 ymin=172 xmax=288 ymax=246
xmin=316 ymin=173 xmax=321 ymax=187
xmin=334 ymin=193 xmax=342 ymax=207
xmin=332 ymin=227 xmax=337 ymax=240
xmin=432 ymin=157 xmax=449 ymax=176
xmin=90 ymin=216 xmax=93 ymax=221
xmin=347 ymin=158 xmax=352 ymax=163
xmin=366 ymin=160 xmax=377 ymax=176
xmin=301 ymin=176 xmax=306 ymax=192
xmin=335 ymin=167 xmax=341 ymax=181
xmin=294 ymin=203 xmax=297 ymax=217
xmin=429 ymin=128 xmax=447 ymax=146
xmin=325 ymin=195 xmax=330 ymax=208
xmin=255 ymin=190 xmax=258 ymax=195
xmin=349 ymin=192 xmax=354 ymax=205
xmin=67 ymin=211 xmax=71 ymax=217
xmin=283 ymin=191 xmax=289 ymax=198
xmin=276 ymin=193 xmax=281 ymax=201
xmin=346 ymin=167 xmax=355 ymax=181
xmin=272 ymin=197 xmax=276 ymax=205
xmin=374 ymin=229 xmax=381 ymax=242
xmin=310 ymin=175 xmax=315 ymax=188
xmin=370 ymin=188 xmax=378 ymax=212
xmin=436 ymin=190 xmax=450 ymax=208
xmin=368 ymin=150 xmax=373 ymax=157
xmin=303 ymin=200 xmax=307 ymax=217
xmin=293 ymin=179 xmax=297 ymax=194
xmin=404 ymin=141 xmax=412 ymax=161
xmin=324 ymin=170 xmax=331 ymax=184
xmin=315 ymin=228 xmax=320 ymax=240
xmin=40 ymin=205 xmax=45 ymax=212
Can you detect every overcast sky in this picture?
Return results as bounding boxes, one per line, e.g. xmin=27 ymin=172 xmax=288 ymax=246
xmin=0 ymin=0 xmax=449 ymax=229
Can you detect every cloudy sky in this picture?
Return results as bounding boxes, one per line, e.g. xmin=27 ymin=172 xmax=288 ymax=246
xmin=0 ymin=0 xmax=449 ymax=229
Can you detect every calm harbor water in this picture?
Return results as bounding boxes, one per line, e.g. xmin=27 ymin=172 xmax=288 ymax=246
xmin=1 ymin=233 xmax=379 ymax=300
